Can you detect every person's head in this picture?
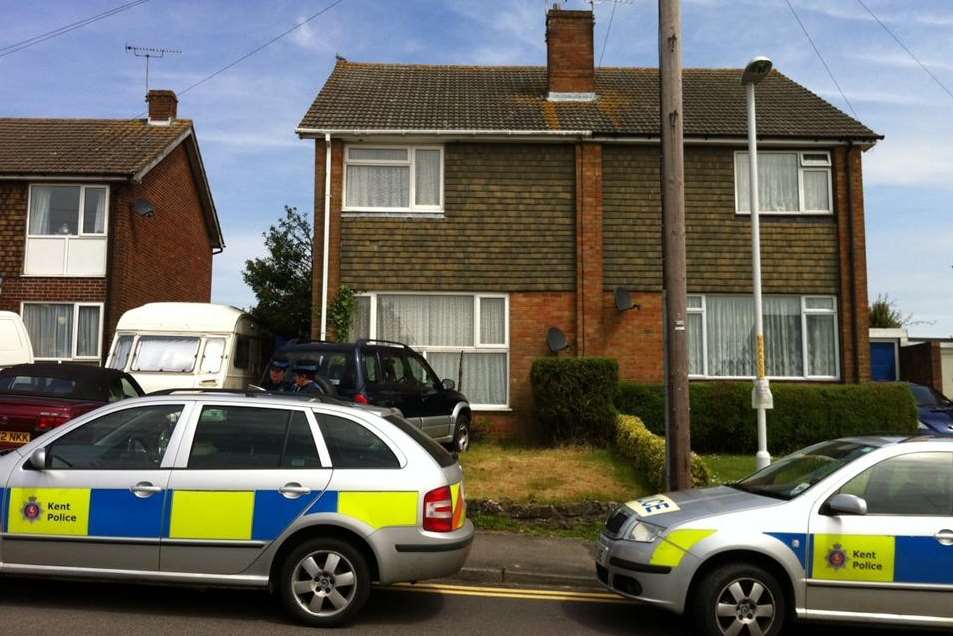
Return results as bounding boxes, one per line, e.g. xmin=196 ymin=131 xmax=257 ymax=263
xmin=269 ymin=359 xmax=289 ymax=383
xmin=293 ymin=361 xmax=318 ymax=386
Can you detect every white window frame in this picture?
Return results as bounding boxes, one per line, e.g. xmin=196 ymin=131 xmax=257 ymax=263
xmin=24 ymin=183 xmax=110 ymax=277
xmin=686 ymin=294 xmax=839 ymax=381
xmin=342 ymin=145 xmax=444 ymax=215
xmin=733 ymin=150 xmax=833 ymax=216
xmin=20 ymin=301 xmax=104 ymax=362
xmin=357 ymin=291 xmax=509 ymax=410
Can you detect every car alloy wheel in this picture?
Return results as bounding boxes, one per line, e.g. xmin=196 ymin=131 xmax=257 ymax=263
xmin=453 ymin=416 xmax=470 ymax=453
xmin=714 ymin=577 xmax=775 ymax=636
xmin=291 ymin=550 xmax=358 ymax=618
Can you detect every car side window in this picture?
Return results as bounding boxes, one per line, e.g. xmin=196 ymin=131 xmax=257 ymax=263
xmin=407 ymin=354 xmax=440 ymax=389
xmin=316 ymin=413 xmax=399 ymax=469
xmin=47 ymin=404 xmax=184 ymax=470
xmin=363 ymin=351 xmax=380 ymax=383
xmin=839 ymin=452 xmax=953 ymax=516
xmin=120 ymin=377 xmax=140 ymax=398
xmin=108 ymin=377 xmax=124 ymax=402
xmin=188 ymin=406 xmax=321 ymax=469
xmin=321 ymin=352 xmax=355 ymax=391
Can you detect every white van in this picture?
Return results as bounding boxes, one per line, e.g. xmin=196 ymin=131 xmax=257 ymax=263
xmin=0 ymin=311 xmax=34 ymax=368
xmin=105 ymin=303 xmax=269 ymax=394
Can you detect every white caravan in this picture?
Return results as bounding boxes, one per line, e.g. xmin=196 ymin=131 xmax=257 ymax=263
xmin=106 ymin=303 xmax=268 ymax=394
xmin=0 ymin=311 xmax=34 ymax=368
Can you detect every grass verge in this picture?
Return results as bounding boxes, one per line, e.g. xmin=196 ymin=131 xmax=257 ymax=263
xmin=468 ymin=509 xmax=606 ymax=540
xmin=460 ymin=442 xmax=646 ymax=503
xmin=704 ymin=454 xmax=758 ymax=484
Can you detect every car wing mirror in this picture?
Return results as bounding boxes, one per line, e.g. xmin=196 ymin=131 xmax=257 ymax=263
xmin=442 ymin=378 xmax=456 ymax=391
xmin=28 ymin=448 xmax=47 ymax=471
xmin=824 ymin=493 xmax=868 ymax=516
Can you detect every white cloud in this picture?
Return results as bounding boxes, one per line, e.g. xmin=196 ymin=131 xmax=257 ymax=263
xmin=863 ymin=136 xmax=953 ymax=189
xmin=212 ymin=231 xmax=269 ymax=309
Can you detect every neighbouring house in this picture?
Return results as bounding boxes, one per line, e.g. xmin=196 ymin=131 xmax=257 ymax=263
xmin=297 ymin=7 xmax=881 ymax=435
xmin=870 ymin=328 xmax=953 ymax=396
xmin=0 ymin=90 xmax=224 ymax=363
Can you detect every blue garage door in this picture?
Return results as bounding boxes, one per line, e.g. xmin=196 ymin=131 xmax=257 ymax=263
xmin=871 ymin=341 xmax=897 ymax=381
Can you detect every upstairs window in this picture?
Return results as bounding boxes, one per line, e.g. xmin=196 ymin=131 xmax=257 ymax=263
xmin=344 ymin=146 xmax=443 ymax=214
xmin=734 ymin=151 xmax=832 ymax=215
xmin=25 ymin=184 xmax=108 ymax=276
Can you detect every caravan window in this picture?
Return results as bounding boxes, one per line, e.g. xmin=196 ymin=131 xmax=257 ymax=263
xmin=132 ymin=336 xmax=200 ymax=372
xmin=200 ymin=338 xmax=226 ymax=374
xmin=107 ymin=335 xmax=134 ymax=370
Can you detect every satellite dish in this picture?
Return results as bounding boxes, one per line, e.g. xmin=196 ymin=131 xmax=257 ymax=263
xmin=132 ymin=198 xmax=155 ymax=217
xmin=614 ymin=287 xmax=640 ymax=312
xmin=546 ymin=327 xmax=569 ymax=353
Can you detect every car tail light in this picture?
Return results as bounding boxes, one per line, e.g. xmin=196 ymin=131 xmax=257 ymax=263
xmin=423 ymin=486 xmax=453 ymax=532
xmin=353 ymin=392 xmax=369 ymax=405
xmin=36 ymin=411 xmax=70 ymax=432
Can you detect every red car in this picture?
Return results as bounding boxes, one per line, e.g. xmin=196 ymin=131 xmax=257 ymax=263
xmin=0 ymin=363 xmax=144 ymax=451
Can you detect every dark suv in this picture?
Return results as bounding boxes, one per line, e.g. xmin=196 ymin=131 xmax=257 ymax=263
xmin=263 ymin=339 xmax=472 ymax=451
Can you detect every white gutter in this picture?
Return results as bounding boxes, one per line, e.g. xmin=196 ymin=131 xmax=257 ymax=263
xmin=296 ymin=127 xmax=593 ymax=138
xmin=588 ymin=136 xmax=878 ymax=147
xmin=0 ymin=174 xmax=127 ymax=181
xmin=319 ymin=133 xmax=332 ymax=341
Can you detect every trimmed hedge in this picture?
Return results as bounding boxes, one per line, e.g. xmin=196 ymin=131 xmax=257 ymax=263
xmin=615 ymin=381 xmax=918 ymax=455
xmin=616 ymin=415 xmax=711 ymax=492
xmin=531 ymin=357 xmax=619 ymax=445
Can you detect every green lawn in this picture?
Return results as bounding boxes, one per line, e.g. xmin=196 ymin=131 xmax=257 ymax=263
xmin=460 ymin=442 xmax=646 ymax=504
xmin=703 ymin=454 xmax=758 ymax=484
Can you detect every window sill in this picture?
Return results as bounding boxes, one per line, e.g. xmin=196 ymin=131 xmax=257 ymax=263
xmin=688 ymin=376 xmax=840 ymax=382
xmin=342 ymin=210 xmax=445 ymax=220
xmin=20 ymin=273 xmax=107 ymax=278
xmin=734 ymin=211 xmax=833 ymax=217
xmin=470 ymin=405 xmax=511 ymax=412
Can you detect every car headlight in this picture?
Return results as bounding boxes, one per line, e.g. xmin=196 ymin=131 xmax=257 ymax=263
xmin=628 ymin=520 xmax=663 ymax=543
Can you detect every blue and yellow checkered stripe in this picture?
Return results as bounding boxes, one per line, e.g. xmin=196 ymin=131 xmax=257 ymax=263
xmin=1 ymin=487 xmax=419 ymax=541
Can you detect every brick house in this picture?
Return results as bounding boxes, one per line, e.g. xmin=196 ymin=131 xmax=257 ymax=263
xmin=297 ymin=8 xmax=881 ymax=435
xmin=0 ymin=90 xmax=224 ymax=363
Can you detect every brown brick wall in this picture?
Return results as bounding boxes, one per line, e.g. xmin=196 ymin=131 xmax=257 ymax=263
xmin=106 ymin=142 xmax=213 ymax=349
xmin=337 ymin=143 xmax=576 ymax=293
xmin=900 ymin=341 xmax=943 ymax=393
xmin=603 ymin=144 xmax=841 ymax=294
xmin=576 ymin=142 xmax=603 ymax=355
xmin=546 ymin=10 xmax=595 ymax=94
xmin=311 ymin=139 xmax=345 ymax=340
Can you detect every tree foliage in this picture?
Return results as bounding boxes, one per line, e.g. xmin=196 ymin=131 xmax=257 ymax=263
xmin=242 ymin=206 xmax=313 ymax=339
xmin=869 ymin=293 xmax=911 ymax=329
xmin=328 ymin=286 xmax=361 ymax=343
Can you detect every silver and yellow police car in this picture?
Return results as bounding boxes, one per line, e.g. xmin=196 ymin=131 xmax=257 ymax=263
xmin=0 ymin=392 xmax=473 ymax=627
xmin=597 ymin=436 xmax=953 ymax=635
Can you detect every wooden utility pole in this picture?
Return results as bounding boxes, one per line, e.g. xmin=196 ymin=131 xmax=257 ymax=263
xmin=659 ymin=0 xmax=692 ymax=490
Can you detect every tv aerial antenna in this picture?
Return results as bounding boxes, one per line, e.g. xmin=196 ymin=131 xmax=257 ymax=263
xmin=125 ymin=44 xmax=181 ymax=92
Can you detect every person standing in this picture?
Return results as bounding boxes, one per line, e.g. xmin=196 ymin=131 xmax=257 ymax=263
xmin=261 ymin=359 xmax=291 ymax=391
xmin=292 ymin=361 xmax=323 ymax=394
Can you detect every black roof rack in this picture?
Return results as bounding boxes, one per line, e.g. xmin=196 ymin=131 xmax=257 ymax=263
xmin=355 ymin=338 xmax=410 ymax=349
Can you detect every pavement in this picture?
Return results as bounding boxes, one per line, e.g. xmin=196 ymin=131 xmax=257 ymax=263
xmin=451 ymin=531 xmax=600 ymax=589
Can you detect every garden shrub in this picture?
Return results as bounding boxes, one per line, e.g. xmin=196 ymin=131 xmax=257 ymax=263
xmin=531 ymin=357 xmax=619 ymax=445
xmin=615 ymin=381 xmax=918 ymax=455
xmin=615 ymin=415 xmax=711 ymax=492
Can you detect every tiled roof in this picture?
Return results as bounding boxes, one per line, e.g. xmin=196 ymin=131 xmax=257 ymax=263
xmin=299 ymin=62 xmax=880 ymax=140
xmin=0 ymin=118 xmax=193 ymax=176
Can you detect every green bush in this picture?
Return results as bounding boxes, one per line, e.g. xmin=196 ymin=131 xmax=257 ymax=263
xmin=615 ymin=415 xmax=711 ymax=492
xmin=615 ymin=381 xmax=918 ymax=455
xmin=531 ymin=357 xmax=619 ymax=445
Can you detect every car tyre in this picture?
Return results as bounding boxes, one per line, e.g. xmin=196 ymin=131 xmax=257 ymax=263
xmin=277 ymin=537 xmax=371 ymax=628
xmin=692 ymin=562 xmax=787 ymax=636
xmin=450 ymin=413 xmax=471 ymax=453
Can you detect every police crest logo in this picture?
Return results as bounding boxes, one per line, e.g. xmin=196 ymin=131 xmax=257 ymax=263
xmin=21 ymin=496 xmax=42 ymax=523
xmin=826 ymin=543 xmax=848 ymax=570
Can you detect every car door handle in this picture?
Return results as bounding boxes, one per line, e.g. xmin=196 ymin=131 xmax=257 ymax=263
xmin=936 ymin=529 xmax=953 ymax=546
xmin=131 ymin=482 xmax=162 ymax=498
xmin=279 ymin=483 xmax=311 ymax=499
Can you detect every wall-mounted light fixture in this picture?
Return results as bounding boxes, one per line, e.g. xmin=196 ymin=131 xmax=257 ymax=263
xmin=132 ymin=198 xmax=156 ymax=218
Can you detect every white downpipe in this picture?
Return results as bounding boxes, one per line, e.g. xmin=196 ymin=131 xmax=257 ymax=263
xmin=319 ymin=133 xmax=332 ymax=341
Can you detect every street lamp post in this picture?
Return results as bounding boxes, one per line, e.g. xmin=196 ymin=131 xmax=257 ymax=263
xmin=742 ymin=56 xmax=774 ymax=470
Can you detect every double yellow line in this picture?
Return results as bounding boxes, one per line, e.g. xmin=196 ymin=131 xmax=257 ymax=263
xmin=386 ymin=582 xmax=631 ymax=604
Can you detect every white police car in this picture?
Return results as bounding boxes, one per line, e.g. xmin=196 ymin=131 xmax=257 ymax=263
xmin=596 ymin=436 xmax=953 ymax=635
xmin=0 ymin=392 xmax=473 ymax=627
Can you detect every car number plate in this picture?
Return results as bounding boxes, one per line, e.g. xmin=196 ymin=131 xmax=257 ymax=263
xmin=0 ymin=431 xmax=30 ymax=445
xmin=597 ymin=545 xmax=610 ymax=566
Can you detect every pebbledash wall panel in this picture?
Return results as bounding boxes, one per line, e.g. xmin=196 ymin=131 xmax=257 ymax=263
xmin=338 ymin=142 xmax=577 ymax=292
xmin=602 ymin=144 xmax=841 ymax=294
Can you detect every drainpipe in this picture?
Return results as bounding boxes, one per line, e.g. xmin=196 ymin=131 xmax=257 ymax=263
xmin=319 ymin=133 xmax=332 ymax=341
xmin=845 ymin=141 xmax=860 ymax=382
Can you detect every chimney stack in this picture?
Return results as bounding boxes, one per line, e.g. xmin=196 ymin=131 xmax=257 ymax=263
xmin=545 ymin=6 xmax=596 ymax=101
xmin=146 ymin=89 xmax=178 ymax=124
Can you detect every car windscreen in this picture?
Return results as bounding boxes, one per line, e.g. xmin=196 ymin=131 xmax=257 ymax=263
xmin=911 ymin=384 xmax=953 ymax=409
xmin=383 ymin=413 xmax=456 ymax=468
xmin=0 ymin=373 xmax=102 ymax=400
xmin=132 ymin=336 xmax=200 ymax=372
xmin=731 ymin=440 xmax=879 ymax=500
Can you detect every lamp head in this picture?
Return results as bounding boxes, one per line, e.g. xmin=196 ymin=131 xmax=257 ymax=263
xmin=742 ymin=56 xmax=773 ymax=85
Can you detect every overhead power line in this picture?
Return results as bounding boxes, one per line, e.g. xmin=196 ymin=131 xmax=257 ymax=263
xmin=0 ymin=0 xmax=150 ymax=59
xmin=599 ymin=1 xmax=618 ymax=67
xmin=855 ymin=0 xmax=953 ymax=103
xmin=177 ymin=0 xmax=348 ymax=97
xmin=781 ymin=0 xmax=858 ymax=118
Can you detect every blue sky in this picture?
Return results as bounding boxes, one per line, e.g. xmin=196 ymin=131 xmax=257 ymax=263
xmin=3 ymin=0 xmax=952 ymax=336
